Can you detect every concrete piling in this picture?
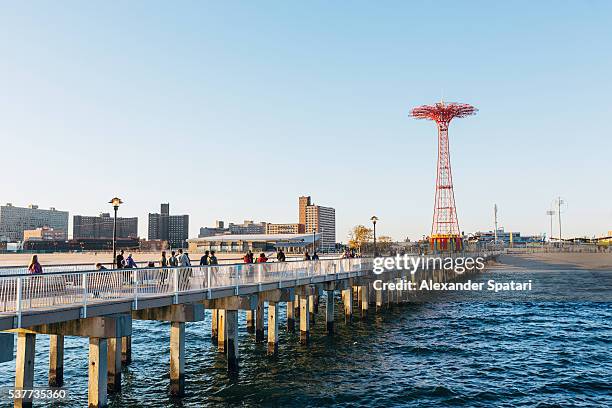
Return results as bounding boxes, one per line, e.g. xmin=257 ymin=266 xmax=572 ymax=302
xmin=255 ymin=300 xmax=265 ymax=342
xmin=343 ymin=288 xmax=353 ymax=322
xmin=88 ymin=337 xmax=107 ymax=408
xmin=299 ymin=294 xmax=310 ymax=344
xmin=15 ymin=332 xmax=36 ymax=408
xmin=169 ymin=322 xmax=185 ymax=396
xmin=360 ymin=285 xmax=369 ymax=317
xmin=217 ymin=309 xmax=226 ymax=352
xmin=49 ymin=334 xmax=64 ymax=387
xmin=107 ymin=337 xmax=122 ymax=393
xmin=286 ymin=300 xmax=295 ymax=333
xmin=267 ymin=302 xmax=279 ymax=355
xmin=325 ymin=290 xmax=335 ymax=334
xmin=246 ymin=310 xmax=255 ymax=334
xmin=225 ymin=310 xmax=239 ymax=374
xmin=211 ymin=309 xmax=219 ymax=342
xmin=121 ymin=336 xmax=131 ymax=365
xmin=308 ymin=294 xmax=316 ymax=325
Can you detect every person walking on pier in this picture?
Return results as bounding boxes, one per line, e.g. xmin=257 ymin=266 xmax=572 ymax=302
xmin=27 ymin=255 xmax=43 ymax=274
xmin=312 ymin=252 xmax=319 ymax=260
xmin=116 ymin=250 xmax=125 ymax=269
xmin=303 ymin=251 xmax=311 ymax=261
xmin=200 ymin=250 xmax=210 ymax=266
xmin=276 ymin=248 xmax=286 ymax=262
xmin=256 ymin=253 xmax=268 ymax=263
xmin=243 ymin=250 xmax=254 ymax=264
xmin=208 ymin=251 xmax=218 ymax=265
xmin=125 ymin=253 xmax=137 ymax=268
xmin=178 ymin=249 xmax=191 ymax=267
xmin=160 ymin=251 xmax=169 ymax=285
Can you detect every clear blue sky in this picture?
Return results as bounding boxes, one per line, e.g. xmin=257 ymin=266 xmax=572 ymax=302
xmin=1 ymin=1 xmax=611 ymax=241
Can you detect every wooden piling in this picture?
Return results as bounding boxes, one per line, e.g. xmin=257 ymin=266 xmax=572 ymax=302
xmin=15 ymin=332 xmax=36 ymax=408
xmin=267 ymin=302 xmax=279 ymax=355
xmin=107 ymin=337 xmax=122 ymax=393
xmin=49 ymin=334 xmax=64 ymax=387
xmin=88 ymin=337 xmax=107 ymax=408
xmin=376 ymin=286 xmax=383 ymax=311
xmin=169 ymin=322 xmax=185 ymax=396
xmin=308 ymin=294 xmax=316 ymax=325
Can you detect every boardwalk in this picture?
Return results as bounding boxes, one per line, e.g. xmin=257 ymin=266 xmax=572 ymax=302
xmin=0 ymin=254 xmax=498 ymax=407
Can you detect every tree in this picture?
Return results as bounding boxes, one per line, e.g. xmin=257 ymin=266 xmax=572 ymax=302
xmin=348 ymin=225 xmax=372 ymax=255
xmin=377 ymin=235 xmax=393 ymax=255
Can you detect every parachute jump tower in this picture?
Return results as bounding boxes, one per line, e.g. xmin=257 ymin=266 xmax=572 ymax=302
xmin=410 ymin=101 xmax=477 ymax=252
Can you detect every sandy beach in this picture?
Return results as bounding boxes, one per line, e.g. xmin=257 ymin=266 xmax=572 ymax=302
xmin=495 ymin=252 xmax=612 ymax=270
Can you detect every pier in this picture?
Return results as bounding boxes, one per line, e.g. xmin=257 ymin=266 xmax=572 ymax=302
xmin=0 ymin=254 xmax=498 ymax=407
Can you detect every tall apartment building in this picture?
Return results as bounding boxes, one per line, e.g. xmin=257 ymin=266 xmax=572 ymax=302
xmin=0 ymin=203 xmax=68 ymax=242
xmin=148 ymin=203 xmax=189 ymax=248
xmin=266 ymin=223 xmax=306 ymax=234
xmin=300 ymin=196 xmax=336 ymax=251
xmin=73 ymin=213 xmax=138 ymax=240
xmin=228 ymin=220 xmax=267 ymax=235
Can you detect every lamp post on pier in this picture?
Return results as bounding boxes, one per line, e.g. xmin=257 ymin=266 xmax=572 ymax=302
xmin=109 ymin=197 xmax=123 ymax=267
xmin=370 ymin=216 xmax=378 ymax=256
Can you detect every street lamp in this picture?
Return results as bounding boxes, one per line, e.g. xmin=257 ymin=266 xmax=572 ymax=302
xmin=109 ymin=197 xmax=123 ymax=266
xmin=370 ymin=216 xmax=378 ymax=256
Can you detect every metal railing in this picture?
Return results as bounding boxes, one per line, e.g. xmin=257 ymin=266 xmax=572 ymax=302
xmin=0 ymin=258 xmax=371 ymax=326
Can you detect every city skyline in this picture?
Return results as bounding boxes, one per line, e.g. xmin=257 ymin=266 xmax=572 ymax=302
xmin=1 ymin=2 xmax=611 ymax=240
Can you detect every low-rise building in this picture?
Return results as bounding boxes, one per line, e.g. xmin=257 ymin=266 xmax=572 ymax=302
xmin=187 ymin=233 xmax=318 ymax=254
xmin=23 ymin=227 xmax=66 ymax=241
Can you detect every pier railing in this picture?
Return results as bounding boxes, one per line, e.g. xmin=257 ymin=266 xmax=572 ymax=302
xmin=0 ymin=258 xmax=371 ymax=321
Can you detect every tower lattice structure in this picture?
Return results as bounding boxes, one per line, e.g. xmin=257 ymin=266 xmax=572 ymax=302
xmin=410 ymin=101 xmax=477 ymax=251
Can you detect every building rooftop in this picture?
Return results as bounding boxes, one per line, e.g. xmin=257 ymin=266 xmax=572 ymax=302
xmin=188 ymin=233 xmax=319 ymax=243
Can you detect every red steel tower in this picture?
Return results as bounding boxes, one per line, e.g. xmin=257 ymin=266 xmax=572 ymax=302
xmin=410 ymin=101 xmax=477 ymax=251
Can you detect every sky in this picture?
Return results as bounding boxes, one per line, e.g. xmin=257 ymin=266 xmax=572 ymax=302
xmin=1 ymin=1 xmax=611 ymax=242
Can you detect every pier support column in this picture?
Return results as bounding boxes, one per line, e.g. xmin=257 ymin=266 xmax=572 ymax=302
xmin=88 ymin=337 xmax=107 ymax=408
xmin=246 ymin=310 xmax=255 ymax=334
xmin=255 ymin=300 xmax=265 ymax=342
xmin=107 ymin=337 xmax=122 ymax=393
xmin=217 ymin=309 xmax=226 ymax=352
xmin=49 ymin=334 xmax=64 ymax=387
xmin=211 ymin=309 xmax=219 ymax=342
xmin=226 ymin=310 xmax=239 ymax=374
xmin=325 ymin=290 xmax=335 ymax=334
xmin=169 ymin=322 xmax=185 ymax=396
xmin=308 ymin=294 xmax=316 ymax=325
xmin=121 ymin=336 xmax=131 ymax=365
xmin=286 ymin=300 xmax=295 ymax=333
xmin=267 ymin=302 xmax=279 ymax=355
xmin=313 ymin=288 xmax=320 ymax=314
xmin=15 ymin=332 xmax=36 ymax=408
xmin=343 ymin=288 xmax=353 ymax=322
xmin=360 ymin=285 xmax=369 ymax=318
xmin=376 ymin=286 xmax=383 ymax=311
xmin=299 ymin=295 xmax=310 ymax=344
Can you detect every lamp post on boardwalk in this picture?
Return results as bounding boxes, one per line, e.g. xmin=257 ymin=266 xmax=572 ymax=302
xmin=371 ymin=216 xmax=378 ymax=256
xmin=109 ymin=197 xmax=123 ymax=266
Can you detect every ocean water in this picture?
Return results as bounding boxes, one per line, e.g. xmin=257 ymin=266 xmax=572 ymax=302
xmin=0 ymin=266 xmax=610 ymax=407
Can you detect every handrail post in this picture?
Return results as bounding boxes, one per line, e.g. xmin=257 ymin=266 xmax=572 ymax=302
xmin=207 ymin=267 xmax=211 ymax=289
xmin=16 ymin=276 xmax=22 ymax=327
xmin=173 ymin=268 xmax=179 ymax=304
xmin=133 ymin=269 xmax=139 ymax=310
xmin=82 ymin=272 xmax=88 ymax=318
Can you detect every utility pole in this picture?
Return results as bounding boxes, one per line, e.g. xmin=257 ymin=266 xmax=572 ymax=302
xmin=557 ymin=197 xmax=564 ymax=244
